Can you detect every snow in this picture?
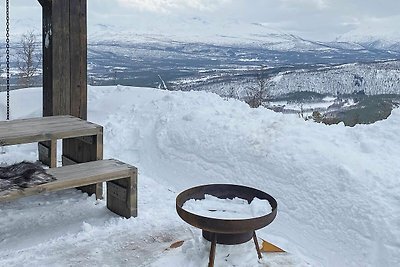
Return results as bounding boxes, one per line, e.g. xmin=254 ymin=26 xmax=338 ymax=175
xmin=182 ymin=194 xmax=272 ymax=219
xmin=336 ymin=15 xmax=400 ymax=49
xmin=88 ymin=18 xmax=325 ymax=51
xmin=1 ymin=86 xmax=400 ymax=267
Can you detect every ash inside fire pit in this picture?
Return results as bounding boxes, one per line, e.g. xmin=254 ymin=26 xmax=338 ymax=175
xmin=182 ymin=194 xmax=272 ymax=219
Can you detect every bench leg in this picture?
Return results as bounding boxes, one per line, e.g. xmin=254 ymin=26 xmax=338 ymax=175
xmin=106 ymin=167 xmax=137 ymax=218
xmin=38 ymin=140 xmax=57 ymax=168
xmin=62 ymin=131 xmax=104 ymax=199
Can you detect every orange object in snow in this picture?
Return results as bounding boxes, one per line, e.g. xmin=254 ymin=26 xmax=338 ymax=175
xmin=261 ymin=239 xmax=285 ymax=253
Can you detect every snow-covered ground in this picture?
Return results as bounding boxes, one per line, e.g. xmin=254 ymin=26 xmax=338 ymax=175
xmin=0 ymin=86 xmax=399 ymax=266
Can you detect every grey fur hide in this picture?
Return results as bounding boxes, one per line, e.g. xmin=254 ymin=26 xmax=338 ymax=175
xmin=0 ymin=161 xmax=56 ymax=192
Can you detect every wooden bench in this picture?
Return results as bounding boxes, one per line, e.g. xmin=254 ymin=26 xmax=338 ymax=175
xmin=0 ymin=159 xmax=137 ymax=218
xmin=0 ymin=115 xmax=104 ymax=198
xmin=0 ymin=115 xmax=103 ymax=168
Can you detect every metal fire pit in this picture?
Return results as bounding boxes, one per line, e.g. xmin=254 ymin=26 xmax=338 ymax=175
xmin=176 ymin=184 xmax=277 ymax=267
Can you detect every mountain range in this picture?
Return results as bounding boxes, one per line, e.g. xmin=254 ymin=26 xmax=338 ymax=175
xmin=88 ymin=17 xmax=400 ymax=53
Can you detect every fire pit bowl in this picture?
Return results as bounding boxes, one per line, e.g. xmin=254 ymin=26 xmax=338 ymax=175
xmin=176 ymin=184 xmax=277 ymax=267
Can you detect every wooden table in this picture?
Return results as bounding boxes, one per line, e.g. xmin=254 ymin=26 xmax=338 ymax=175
xmin=0 ymin=115 xmax=103 ymax=198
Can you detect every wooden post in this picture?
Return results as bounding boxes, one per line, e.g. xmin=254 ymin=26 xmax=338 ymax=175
xmin=37 ymin=0 xmax=87 ymax=117
xmin=107 ymin=166 xmax=138 ymax=218
xmin=38 ymin=0 xmax=53 ymax=166
xmin=38 ymin=0 xmax=102 ymax=198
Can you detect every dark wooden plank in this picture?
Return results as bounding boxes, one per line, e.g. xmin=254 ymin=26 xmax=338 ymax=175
xmin=70 ymin=0 xmax=87 ymax=120
xmin=38 ymin=139 xmax=57 ymax=167
xmin=41 ymin=2 xmax=53 ymax=117
xmin=52 ymin=0 xmax=71 ymax=116
xmin=38 ymin=141 xmax=51 ymax=167
xmin=107 ymin=173 xmax=138 ymax=218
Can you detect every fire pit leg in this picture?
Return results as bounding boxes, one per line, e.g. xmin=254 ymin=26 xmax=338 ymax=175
xmin=253 ymin=231 xmax=262 ymax=259
xmin=208 ymin=233 xmax=217 ymax=267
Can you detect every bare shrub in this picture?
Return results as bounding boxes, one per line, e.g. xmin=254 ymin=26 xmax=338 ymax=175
xmin=245 ymin=66 xmax=270 ymax=108
xmin=17 ymin=31 xmax=40 ymax=88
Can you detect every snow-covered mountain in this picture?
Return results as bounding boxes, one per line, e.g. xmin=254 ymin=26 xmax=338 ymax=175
xmin=89 ymin=19 xmax=323 ymax=51
xmin=88 ymin=18 xmax=399 ymax=53
xmin=2 ymin=0 xmax=400 ymax=54
xmin=3 ymin=9 xmax=400 ymax=54
xmin=336 ymin=15 xmax=400 ymax=52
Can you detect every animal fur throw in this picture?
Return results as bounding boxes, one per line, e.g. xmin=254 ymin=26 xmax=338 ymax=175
xmin=0 ymin=161 xmax=56 ymax=192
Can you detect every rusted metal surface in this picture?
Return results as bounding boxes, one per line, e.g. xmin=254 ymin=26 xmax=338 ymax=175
xmin=208 ymin=233 xmax=217 ymax=267
xmin=176 ymin=184 xmax=277 ymax=236
xmin=176 ymin=184 xmax=278 ymax=266
xmin=202 ymin=230 xmax=253 ymax=245
xmin=253 ymin=231 xmax=263 ymax=259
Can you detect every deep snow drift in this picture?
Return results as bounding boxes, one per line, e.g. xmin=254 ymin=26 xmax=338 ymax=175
xmin=0 ymin=86 xmax=399 ymax=267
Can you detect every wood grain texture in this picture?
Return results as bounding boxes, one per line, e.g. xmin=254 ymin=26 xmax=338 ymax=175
xmin=41 ymin=0 xmax=87 ymax=119
xmin=107 ymin=167 xmax=138 ymax=218
xmin=41 ymin=2 xmax=53 ymax=117
xmin=40 ymin=0 xmax=88 ymax=174
xmin=0 ymin=159 xmax=135 ymax=200
xmin=69 ymin=0 xmax=88 ymax=119
xmin=0 ymin=116 xmax=102 ymax=146
xmin=0 ymin=159 xmax=138 ymax=218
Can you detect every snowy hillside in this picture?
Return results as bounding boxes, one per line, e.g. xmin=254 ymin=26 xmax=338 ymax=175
xmin=1 ymin=86 xmax=400 ymax=267
xmin=198 ymin=60 xmax=400 ymax=98
xmin=267 ymin=61 xmax=400 ymax=96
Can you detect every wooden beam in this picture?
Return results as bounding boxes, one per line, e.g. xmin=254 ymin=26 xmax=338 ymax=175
xmin=69 ymin=0 xmax=87 ymax=119
xmin=40 ymin=0 xmax=87 ymax=118
xmin=41 ymin=2 xmax=52 ymax=117
xmin=52 ymin=0 xmax=71 ymax=116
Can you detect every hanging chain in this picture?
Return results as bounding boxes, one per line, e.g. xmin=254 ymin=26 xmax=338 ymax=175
xmin=5 ymin=0 xmax=10 ymax=120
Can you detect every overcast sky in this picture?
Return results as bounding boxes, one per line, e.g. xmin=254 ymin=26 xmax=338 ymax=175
xmin=1 ymin=0 xmax=400 ymax=41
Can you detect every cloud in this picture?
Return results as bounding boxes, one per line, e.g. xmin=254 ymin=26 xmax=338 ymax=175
xmin=117 ymin=0 xmax=230 ymax=13
xmin=280 ymin=0 xmax=328 ymax=10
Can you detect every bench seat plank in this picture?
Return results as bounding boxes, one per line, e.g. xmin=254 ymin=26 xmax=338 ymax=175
xmin=0 ymin=115 xmax=101 ymax=146
xmin=0 ymin=159 xmax=138 ymax=218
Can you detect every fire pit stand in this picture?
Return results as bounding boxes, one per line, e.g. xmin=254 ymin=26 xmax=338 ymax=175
xmin=176 ymin=184 xmax=277 ymax=267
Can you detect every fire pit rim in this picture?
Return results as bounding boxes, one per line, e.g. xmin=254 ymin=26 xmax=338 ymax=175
xmin=176 ymin=183 xmax=277 ymax=234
